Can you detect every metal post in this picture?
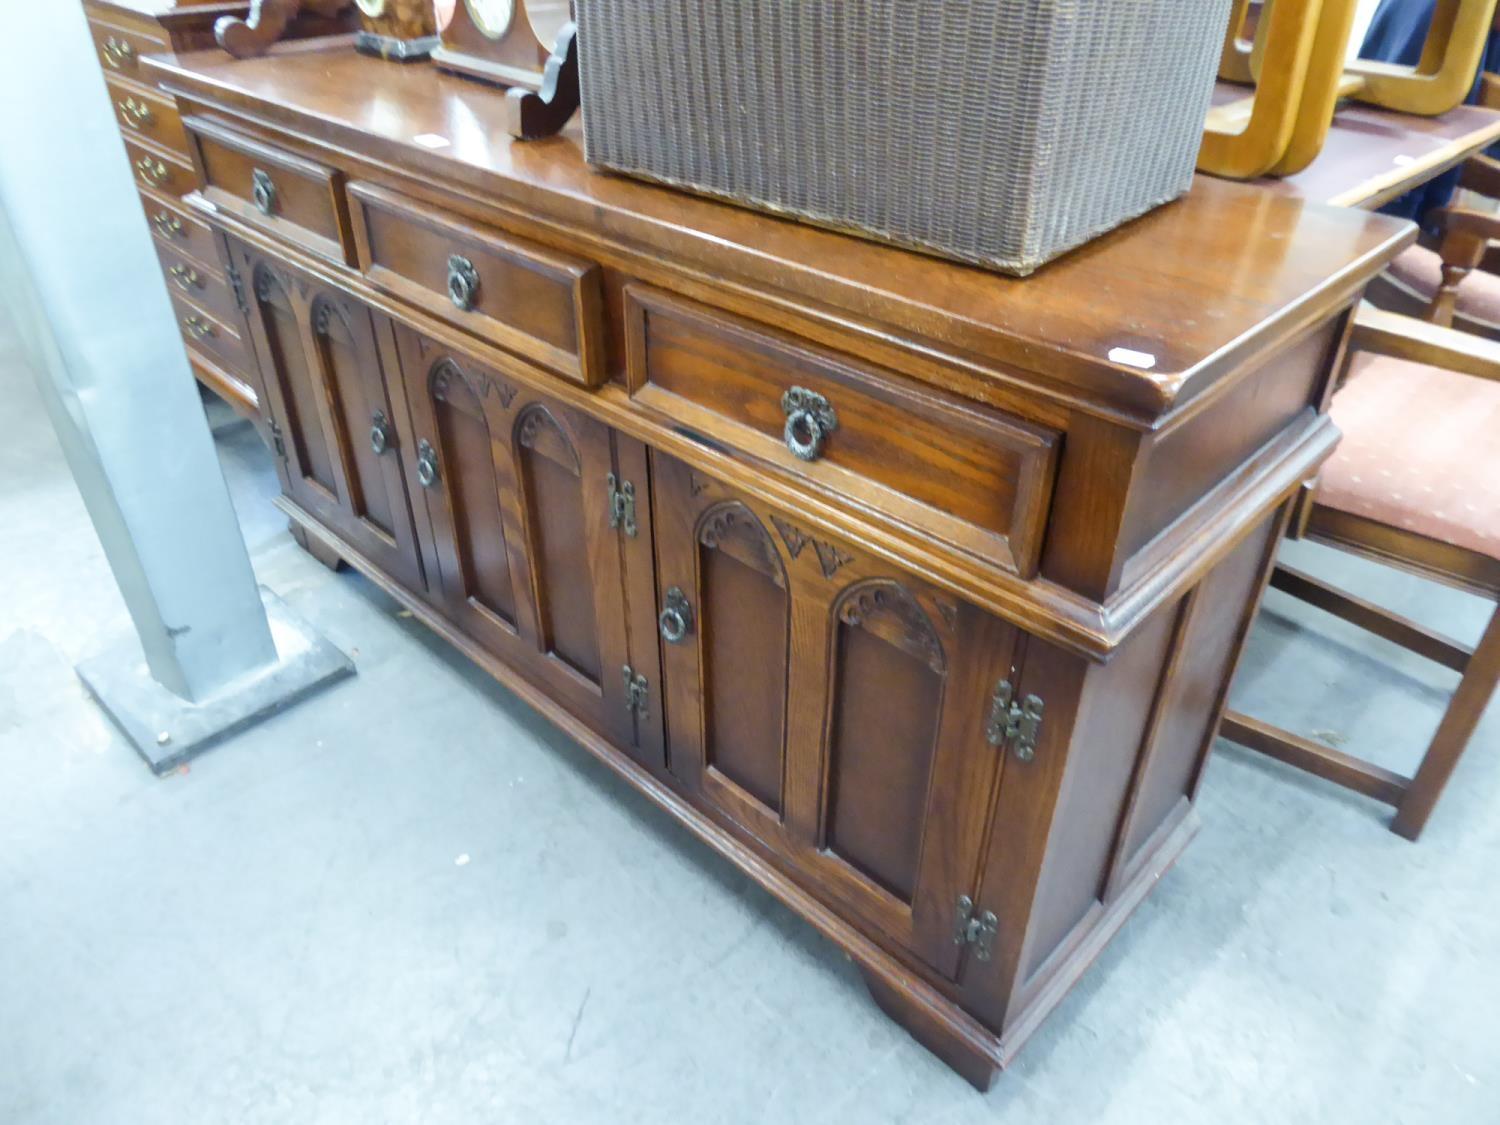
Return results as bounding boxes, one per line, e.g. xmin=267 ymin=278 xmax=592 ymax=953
xmin=0 ymin=0 xmax=351 ymax=772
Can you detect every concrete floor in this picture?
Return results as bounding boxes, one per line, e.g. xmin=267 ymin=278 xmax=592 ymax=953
xmin=2 ymin=334 xmax=1497 ymax=1125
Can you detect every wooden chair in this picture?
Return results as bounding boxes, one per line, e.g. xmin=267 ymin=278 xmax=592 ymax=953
xmin=1221 ymin=304 xmax=1500 ymax=840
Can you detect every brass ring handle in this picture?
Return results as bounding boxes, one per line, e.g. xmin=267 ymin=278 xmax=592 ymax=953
xmin=135 ymin=156 xmax=168 ymax=187
xmin=118 ymin=97 xmax=153 ymax=127
xmin=152 ymin=212 xmax=184 ymax=239
xmin=183 ymin=315 xmax=215 ymax=340
xmin=370 ymin=410 xmax=393 ymax=456
xmin=780 ymin=386 xmax=838 ymax=462
xmin=416 ymin=439 xmax=439 ymax=488
xmin=447 ymin=254 xmax=480 ymax=311
xmin=168 ymin=264 xmax=202 ymax=290
xmin=251 ymin=168 xmax=277 ymax=216
xmin=102 ymin=37 xmax=135 ymax=69
xmin=658 ymin=587 xmax=695 ymax=644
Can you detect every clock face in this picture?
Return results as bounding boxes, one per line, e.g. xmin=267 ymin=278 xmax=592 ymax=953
xmin=353 ymin=0 xmax=386 ymax=16
xmin=464 ymin=0 xmax=515 ymax=38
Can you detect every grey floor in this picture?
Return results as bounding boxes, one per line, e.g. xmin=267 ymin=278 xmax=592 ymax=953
xmin=2 ymin=335 xmax=1497 ymax=1125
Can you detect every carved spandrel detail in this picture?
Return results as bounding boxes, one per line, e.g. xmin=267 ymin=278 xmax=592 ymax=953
xmin=688 ymin=471 xmax=711 ymax=497
xmin=698 ymin=502 xmax=787 ymax=588
xmin=837 ymin=580 xmax=946 ymax=675
xmin=429 ymin=357 xmax=516 ymax=408
xmin=770 ymin=514 xmax=854 ymax=579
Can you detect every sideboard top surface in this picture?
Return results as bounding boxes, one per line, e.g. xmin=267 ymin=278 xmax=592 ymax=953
xmin=148 ymin=41 xmax=1413 ymax=421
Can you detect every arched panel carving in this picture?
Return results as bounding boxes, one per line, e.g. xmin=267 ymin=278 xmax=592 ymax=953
xmin=696 ymin=502 xmax=787 ymax=589
xmin=835 ymin=579 xmax=947 ymax=676
xmin=515 ymin=403 xmax=581 ymax=476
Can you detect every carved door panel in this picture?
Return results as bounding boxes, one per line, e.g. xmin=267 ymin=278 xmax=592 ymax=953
xmin=392 ymin=326 xmax=659 ymax=764
xmin=230 ymin=238 xmax=423 ymax=589
xmin=651 ymin=454 xmax=1019 ymax=977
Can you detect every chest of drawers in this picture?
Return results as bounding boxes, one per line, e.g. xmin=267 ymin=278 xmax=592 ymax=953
xmin=147 ymin=41 xmax=1411 ymax=1089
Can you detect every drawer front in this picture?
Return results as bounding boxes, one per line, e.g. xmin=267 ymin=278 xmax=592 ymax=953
xmin=169 ymin=291 xmax=249 ymax=374
xmin=625 ymin=287 xmax=1060 ymax=575
xmin=139 ymin=187 xmax=218 ymax=264
xmin=105 ymin=75 xmax=187 ymax=156
xmin=184 ymin=116 xmax=351 ymax=264
xmin=123 ymin=135 xmax=194 ymax=198
xmin=155 ymin=241 xmax=239 ymax=326
xmin=348 ymin=182 xmax=604 ymax=386
xmin=88 ymin=17 xmax=168 ymax=86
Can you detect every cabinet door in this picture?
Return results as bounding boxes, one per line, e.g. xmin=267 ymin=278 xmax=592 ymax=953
xmin=393 ymin=326 xmax=659 ymax=764
xmin=652 ymin=454 xmax=1019 ymax=977
xmin=230 ymin=238 xmax=424 ymax=590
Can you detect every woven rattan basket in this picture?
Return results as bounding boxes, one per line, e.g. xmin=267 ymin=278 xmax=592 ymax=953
xmin=576 ymin=0 xmax=1231 ymax=275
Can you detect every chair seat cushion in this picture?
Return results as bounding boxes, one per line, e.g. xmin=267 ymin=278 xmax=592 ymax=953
xmin=1320 ymin=352 xmax=1500 ymax=562
xmin=1387 ymin=244 xmax=1500 ymax=326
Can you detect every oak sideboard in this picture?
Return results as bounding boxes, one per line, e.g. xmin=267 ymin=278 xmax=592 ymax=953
xmin=142 ymin=40 xmax=1411 ymax=1089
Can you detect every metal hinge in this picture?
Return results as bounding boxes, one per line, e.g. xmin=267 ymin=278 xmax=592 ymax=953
xmin=954 ymin=895 xmax=997 ymax=961
xmin=986 ymin=678 xmax=1044 ymax=762
xmin=268 ymin=419 xmax=287 ymax=460
xmin=226 ymin=263 xmax=248 ymax=314
xmin=606 ymin=472 xmax=637 ymax=537
xmin=622 ymin=664 xmax=648 ymax=719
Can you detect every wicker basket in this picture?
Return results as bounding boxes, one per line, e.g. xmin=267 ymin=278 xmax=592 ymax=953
xmin=576 ymin=0 xmax=1231 ymax=275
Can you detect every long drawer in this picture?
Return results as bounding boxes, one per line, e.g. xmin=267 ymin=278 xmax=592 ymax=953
xmin=347 ymin=181 xmax=605 ymax=387
xmin=623 ymin=285 xmax=1060 ymax=576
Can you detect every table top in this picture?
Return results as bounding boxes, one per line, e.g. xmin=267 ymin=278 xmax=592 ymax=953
xmin=148 ymin=42 xmax=1414 ymax=422
xmin=1207 ymin=82 xmax=1500 ymax=210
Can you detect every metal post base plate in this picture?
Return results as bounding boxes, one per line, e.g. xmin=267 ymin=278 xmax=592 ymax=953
xmin=77 ymin=588 xmax=355 ymax=775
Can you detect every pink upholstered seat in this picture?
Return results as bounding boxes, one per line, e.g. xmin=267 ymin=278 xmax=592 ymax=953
xmin=1387 ymin=244 xmax=1500 ymax=326
xmin=1319 ymin=352 xmax=1500 ymax=562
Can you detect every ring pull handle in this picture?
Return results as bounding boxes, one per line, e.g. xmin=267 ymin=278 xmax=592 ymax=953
xmin=780 ymin=386 xmax=838 ymax=462
xmin=447 ymin=254 xmax=480 ymax=311
xmin=370 ymin=410 xmax=393 ymax=455
xmin=416 ymin=438 xmax=439 ymax=488
xmin=658 ymin=587 xmax=695 ymax=645
xmin=251 ymin=168 xmax=277 ymax=216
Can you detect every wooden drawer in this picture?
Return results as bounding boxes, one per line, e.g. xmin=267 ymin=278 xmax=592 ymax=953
xmin=184 ymin=115 xmax=352 ymax=264
xmin=123 ymin=135 xmax=194 ymax=198
xmin=155 ymin=241 xmax=238 ymax=326
xmin=625 ymin=286 xmax=1060 ymax=575
xmin=169 ymin=291 xmax=249 ymax=375
xmin=87 ymin=16 xmax=168 ymax=86
xmin=348 ymin=182 xmax=604 ymax=386
xmin=138 ymin=187 xmax=218 ymax=264
xmin=106 ymin=75 xmax=187 ymax=157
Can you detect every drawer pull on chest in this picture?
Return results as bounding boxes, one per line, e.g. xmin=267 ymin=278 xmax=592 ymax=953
xmin=152 ymin=212 xmax=185 ymax=240
xmin=780 ymin=386 xmax=838 ymax=462
xmin=101 ymin=37 xmax=135 ymax=69
xmin=416 ymin=439 xmax=440 ymax=488
xmin=251 ymin=168 xmax=277 ymax=216
xmin=446 ymin=254 xmax=480 ymax=311
xmin=182 ymin=315 xmax=215 ymax=340
xmin=168 ymin=264 xmax=203 ymax=291
xmin=118 ymin=97 xmax=154 ymax=128
xmin=658 ymin=587 xmax=695 ymax=644
xmin=136 ymin=156 xmax=168 ymax=188
xmin=369 ymin=410 xmax=393 ymax=455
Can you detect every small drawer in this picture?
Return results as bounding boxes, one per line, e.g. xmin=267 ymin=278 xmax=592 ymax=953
xmin=106 ymin=75 xmax=186 ymax=156
xmin=170 ymin=291 xmax=250 ymax=375
xmin=155 ymin=241 xmax=238 ymax=326
xmin=184 ymin=115 xmax=352 ymax=264
xmin=624 ymin=286 xmax=1060 ymax=576
xmin=348 ymin=181 xmax=604 ymax=386
xmin=88 ymin=17 xmax=167 ymax=85
xmin=138 ymin=187 xmax=217 ymax=264
xmin=123 ymin=135 xmax=194 ymax=198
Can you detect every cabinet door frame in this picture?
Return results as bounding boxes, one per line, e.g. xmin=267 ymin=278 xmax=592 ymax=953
xmin=231 ymin=236 xmax=424 ymax=590
xmin=393 ymin=325 xmax=657 ymax=763
xmin=652 ymin=454 xmax=1016 ymax=977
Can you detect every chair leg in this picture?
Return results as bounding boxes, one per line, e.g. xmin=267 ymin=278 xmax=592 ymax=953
xmin=1390 ymin=603 xmax=1500 ymax=841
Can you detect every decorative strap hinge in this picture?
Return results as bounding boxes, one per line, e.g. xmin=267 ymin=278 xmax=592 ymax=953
xmin=986 ymin=678 xmax=1044 ymax=762
xmin=606 ymin=472 xmax=637 ymax=537
xmin=622 ymin=664 xmax=648 ymax=719
xmin=226 ymin=263 xmax=248 ymax=314
xmin=268 ymin=419 xmax=287 ymax=460
xmin=953 ymin=895 xmax=997 ymax=961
